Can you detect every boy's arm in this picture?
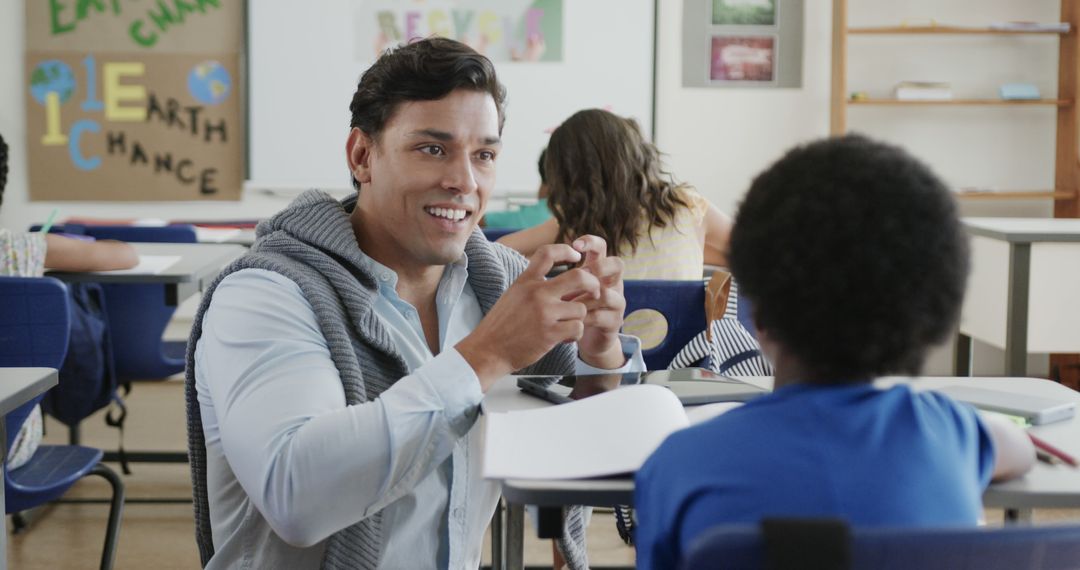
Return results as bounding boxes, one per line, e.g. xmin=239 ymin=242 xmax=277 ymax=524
xmin=980 ymin=413 xmax=1036 ymax=481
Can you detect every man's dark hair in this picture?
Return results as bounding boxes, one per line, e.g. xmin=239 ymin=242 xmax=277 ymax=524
xmin=0 ymin=132 xmax=8 ymax=208
xmin=729 ymin=134 xmax=969 ymax=382
xmin=348 ymin=37 xmax=507 ymax=189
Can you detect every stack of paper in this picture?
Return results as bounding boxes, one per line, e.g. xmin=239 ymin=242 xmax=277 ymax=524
xmin=895 ymin=81 xmax=953 ymax=101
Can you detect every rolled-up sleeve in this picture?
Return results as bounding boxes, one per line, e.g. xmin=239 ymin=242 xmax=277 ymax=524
xmin=196 ymin=269 xmax=482 ymax=547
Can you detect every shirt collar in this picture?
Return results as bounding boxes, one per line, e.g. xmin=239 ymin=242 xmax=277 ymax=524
xmin=355 ymin=249 xmax=470 ymax=297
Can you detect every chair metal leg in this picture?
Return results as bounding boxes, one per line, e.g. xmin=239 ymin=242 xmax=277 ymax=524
xmin=491 ymin=499 xmax=504 ymax=570
xmin=90 ymin=463 xmax=125 ymax=570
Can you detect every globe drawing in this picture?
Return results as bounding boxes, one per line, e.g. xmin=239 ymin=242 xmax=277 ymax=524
xmin=188 ymin=61 xmax=232 ymax=105
xmin=29 ymin=60 xmax=76 ymax=105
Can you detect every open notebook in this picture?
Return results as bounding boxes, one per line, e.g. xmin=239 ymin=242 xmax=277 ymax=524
xmin=483 ymin=385 xmax=741 ymax=480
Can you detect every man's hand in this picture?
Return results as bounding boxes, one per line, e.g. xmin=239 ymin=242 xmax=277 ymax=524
xmin=570 ymin=236 xmax=627 ymax=370
xmin=456 ymin=244 xmax=602 ymax=390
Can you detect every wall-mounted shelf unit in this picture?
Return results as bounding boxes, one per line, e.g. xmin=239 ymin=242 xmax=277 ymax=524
xmin=830 ymin=0 xmax=1080 ymax=212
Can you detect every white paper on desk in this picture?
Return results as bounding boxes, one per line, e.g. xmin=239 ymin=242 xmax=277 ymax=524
xmin=685 ymin=401 xmax=743 ymax=424
xmin=483 ymin=384 xmax=690 ymax=480
xmin=97 ymin=255 xmax=181 ymax=275
xmin=194 ymin=227 xmax=242 ymax=243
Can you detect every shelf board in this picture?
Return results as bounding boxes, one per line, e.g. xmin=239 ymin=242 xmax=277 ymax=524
xmin=849 ymin=98 xmax=1070 ymax=107
xmin=955 ymin=190 xmax=1077 ymax=200
xmin=849 ymin=26 xmax=1069 ymax=35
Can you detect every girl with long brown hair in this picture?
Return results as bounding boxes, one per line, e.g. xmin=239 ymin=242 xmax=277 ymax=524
xmin=498 ymin=109 xmax=731 ymax=278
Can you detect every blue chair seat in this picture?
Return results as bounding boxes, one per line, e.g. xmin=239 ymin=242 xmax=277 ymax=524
xmin=7 ymin=445 xmax=105 ymax=512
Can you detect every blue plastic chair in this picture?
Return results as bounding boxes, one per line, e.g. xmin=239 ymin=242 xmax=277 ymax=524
xmin=681 ymin=519 xmax=1080 ymax=570
xmin=0 ymin=276 xmax=124 ymax=570
xmin=482 ymin=227 xmax=517 ymax=241
xmin=80 ymin=225 xmax=197 ymax=381
xmin=622 ymin=280 xmax=708 ymax=371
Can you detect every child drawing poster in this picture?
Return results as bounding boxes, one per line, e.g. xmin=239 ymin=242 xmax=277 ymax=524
xmin=354 ymin=0 xmax=564 ymax=63
xmin=24 ymin=0 xmax=244 ymax=201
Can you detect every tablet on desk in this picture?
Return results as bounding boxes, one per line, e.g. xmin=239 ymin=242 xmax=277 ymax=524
xmin=517 ymin=368 xmax=768 ymax=405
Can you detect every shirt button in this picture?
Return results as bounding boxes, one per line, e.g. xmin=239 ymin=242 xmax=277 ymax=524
xmin=452 ymin=508 xmax=464 ymax=520
xmin=379 ymin=272 xmax=391 ymax=282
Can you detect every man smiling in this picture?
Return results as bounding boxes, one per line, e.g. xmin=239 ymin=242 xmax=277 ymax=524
xmin=186 ymin=37 xmax=641 ymax=569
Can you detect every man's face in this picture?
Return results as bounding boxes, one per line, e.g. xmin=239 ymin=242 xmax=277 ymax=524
xmin=349 ymin=89 xmax=500 ymax=272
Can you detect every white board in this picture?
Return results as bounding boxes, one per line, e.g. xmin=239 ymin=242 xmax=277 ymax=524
xmin=246 ymin=0 xmax=655 ymax=194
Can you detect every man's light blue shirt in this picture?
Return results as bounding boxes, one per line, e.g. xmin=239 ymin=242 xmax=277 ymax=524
xmin=195 ymin=251 xmax=644 ymax=569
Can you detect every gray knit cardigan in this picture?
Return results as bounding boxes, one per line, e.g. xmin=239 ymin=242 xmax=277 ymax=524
xmin=185 ymin=190 xmax=589 ymax=569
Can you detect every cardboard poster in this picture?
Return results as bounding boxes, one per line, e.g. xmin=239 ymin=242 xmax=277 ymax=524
xmin=24 ymin=0 xmax=244 ymax=201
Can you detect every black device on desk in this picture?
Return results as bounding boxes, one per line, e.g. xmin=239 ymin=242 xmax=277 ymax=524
xmin=517 ymin=368 xmax=768 ymax=405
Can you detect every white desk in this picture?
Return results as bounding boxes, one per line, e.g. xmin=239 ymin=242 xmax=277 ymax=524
xmin=47 ymin=242 xmax=246 ymax=306
xmin=484 ymin=375 xmax=1080 ymax=570
xmin=0 ymin=367 xmax=59 ymax=570
xmin=957 ymin=217 xmax=1080 ymax=377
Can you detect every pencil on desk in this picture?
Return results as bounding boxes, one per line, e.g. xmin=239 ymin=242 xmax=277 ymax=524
xmin=38 ymin=208 xmax=59 ymax=234
xmin=1029 ymin=433 xmax=1077 ymax=467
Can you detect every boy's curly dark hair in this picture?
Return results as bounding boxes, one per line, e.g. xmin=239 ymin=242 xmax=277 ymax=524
xmin=729 ymin=134 xmax=969 ymax=382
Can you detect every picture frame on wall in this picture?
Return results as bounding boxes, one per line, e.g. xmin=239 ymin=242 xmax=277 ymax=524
xmin=683 ymin=0 xmax=801 ymax=89
xmin=709 ymin=35 xmax=777 ymax=84
xmin=711 ymin=0 xmax=776 ymax=27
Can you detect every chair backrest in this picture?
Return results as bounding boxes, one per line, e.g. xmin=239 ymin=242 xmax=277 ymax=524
xmin=482 ymin=227 xmax=517 ymax=241
xmin=682 ymin=520 xmax=1080 ymax=570
xmin=0 ymin=276 xmax=71 ymax=449
xmin=622 ymin=280 xmax=707 ymax=370
xmin=78 ymin=225 xmax=195 ymax=380
xmin=81 ymin=224 xmax=197 ymax=243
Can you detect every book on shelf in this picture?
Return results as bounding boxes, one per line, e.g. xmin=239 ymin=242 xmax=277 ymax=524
xmin=989 ymin=21 xmax=1070 ymax=33
xmin=482 ymin=384 xmax=741 ymax=480
xmin=894 ymin=81 xmax=953 ymax=101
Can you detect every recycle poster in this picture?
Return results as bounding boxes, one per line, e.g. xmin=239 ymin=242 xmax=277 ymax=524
xmin=25 ymin=0 xmax=244 ymax=201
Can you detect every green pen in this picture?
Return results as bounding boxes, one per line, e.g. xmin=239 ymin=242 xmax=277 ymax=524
xmin=38 ymin=208 xmax=59 ymax=234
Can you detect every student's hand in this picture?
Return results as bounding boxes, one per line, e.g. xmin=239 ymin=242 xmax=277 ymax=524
xmin=456 ymin=244 xmax=601 ymax=391
xmin=570 ymin=235 xmax=628 ymax=370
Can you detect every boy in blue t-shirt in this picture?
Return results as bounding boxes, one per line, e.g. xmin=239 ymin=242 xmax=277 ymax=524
xmin=633 ymin=135 xmax=1036 ymax=570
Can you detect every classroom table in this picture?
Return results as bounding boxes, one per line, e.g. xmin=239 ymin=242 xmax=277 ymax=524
xmin=956 ymin=217 xmax=1080 ymax=377
xmin=0 ymin=367 xmax=59 ymax=570
xmin=483 ymin=374 xmax=1080 ymax=570
xmin=46 ymin=242 xmax=246 ymax=306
